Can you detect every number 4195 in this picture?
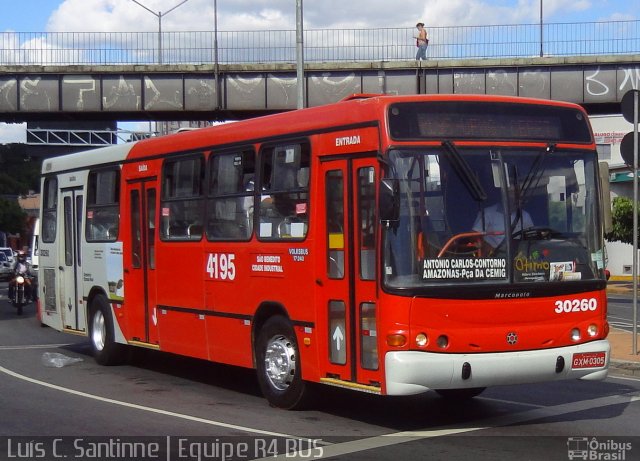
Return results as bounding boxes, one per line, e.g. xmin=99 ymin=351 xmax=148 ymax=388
xmin=207 ymin=253 xmax=236 ymax=280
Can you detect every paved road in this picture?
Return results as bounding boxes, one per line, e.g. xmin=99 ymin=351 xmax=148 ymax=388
xmin=0 ymin=285 xmax=639 ymax=460
xmin=608 ymin=294 xmax=640 ymax=333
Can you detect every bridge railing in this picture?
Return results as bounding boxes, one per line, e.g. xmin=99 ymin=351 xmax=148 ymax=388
xmin=1 ymin=20 xmax=639 ymax=66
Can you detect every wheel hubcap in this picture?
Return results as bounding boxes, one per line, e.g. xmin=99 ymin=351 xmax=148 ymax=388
xmin=264 ymin=335 xmax=296 ymax=391
xmin=91 ymin=310 xmax=106 ymax=352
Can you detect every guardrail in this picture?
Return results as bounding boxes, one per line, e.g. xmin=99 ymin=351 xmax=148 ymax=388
xmin=1 ymin=20 xmax=639 ymax=66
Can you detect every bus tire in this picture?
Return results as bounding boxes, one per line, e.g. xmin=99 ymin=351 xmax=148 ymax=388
xmin=435 ymin=387 xmax=486 ymax=400
xmin=89 ymin=295 xmax=125 ymax=366
xmin=255 ymin=315 xmax=312 ymax=410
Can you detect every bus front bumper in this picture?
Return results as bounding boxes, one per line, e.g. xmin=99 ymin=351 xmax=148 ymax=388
xmin=384 ymin=339 xmax=610 ymax=396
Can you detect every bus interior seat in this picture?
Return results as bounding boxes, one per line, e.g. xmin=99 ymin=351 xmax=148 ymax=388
xmin=187 ymin=224 xmax=202 ymax=238
xmin=106 ymin=226 xmax=118 ymax=240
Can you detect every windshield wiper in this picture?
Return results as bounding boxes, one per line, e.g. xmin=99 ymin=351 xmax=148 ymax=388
xmin=519 ymin=143 xmax=556 ymax=204
xmin=442 ymin=141 xmax=487 ymax=202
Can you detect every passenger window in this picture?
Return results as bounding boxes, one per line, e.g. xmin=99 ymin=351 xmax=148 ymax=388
xmin=258 ymin=142 xmax=310 ymax=240
xmin=42 ymin=177 xmax=58 ymax=243
xmin=358 ymin=167 xmax=376 ymax=280
xmin=326 ymin=170 xmax=344 ymax=279
xmin=160 ymin=155 xmax=205 ymax=241
xmin=86 ymin=168 xmax=120 ymax=242
xmin=206 ymin=150 xmax=255 ymax=241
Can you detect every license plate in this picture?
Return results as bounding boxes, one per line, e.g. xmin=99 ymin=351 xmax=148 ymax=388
xmin=571 ymin=352 xmax=606 ymax=369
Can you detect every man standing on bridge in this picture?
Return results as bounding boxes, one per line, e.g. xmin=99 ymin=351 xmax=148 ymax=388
xmin=415 ymin=22 xmax=429 ymax=60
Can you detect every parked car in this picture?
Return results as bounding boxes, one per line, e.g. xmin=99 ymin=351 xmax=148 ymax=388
xmin=0 ymin=247 xmax=15 ymax=265
xmin=0 ymin=252 xmax=12 ymax=281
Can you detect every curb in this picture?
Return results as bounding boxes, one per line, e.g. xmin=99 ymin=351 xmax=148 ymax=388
xmin=609 ymin=360 xmax=640 ymax=377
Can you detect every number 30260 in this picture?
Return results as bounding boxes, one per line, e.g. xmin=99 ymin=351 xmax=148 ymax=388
xmin=554 ymin=298 xmax=598 ymax=313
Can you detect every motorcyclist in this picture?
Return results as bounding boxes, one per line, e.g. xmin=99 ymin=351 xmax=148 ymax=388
xmin=8 ymin=251 xmax=32 ymax=302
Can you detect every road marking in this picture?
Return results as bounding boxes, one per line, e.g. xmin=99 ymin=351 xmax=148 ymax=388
xmin=609 ymin=374 xmax=640 ymax=383
xmin=0 ymin=344 xmax=73 ymax=351
xmin=478 ymin=396 xmax=546 ymax=408
xmin=609 ymin=320 xmax=633 ymax=328
xmin=0 ymin=363 xmax=305 ymax=440
xmin=256 ymin=391 xmax=640 ymax=460
xmin=2 ymin=344 xmax=639 ymax=458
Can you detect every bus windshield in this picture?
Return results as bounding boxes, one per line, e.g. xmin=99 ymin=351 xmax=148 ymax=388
xmin=383 ymin=146 xmax=605 ymax=290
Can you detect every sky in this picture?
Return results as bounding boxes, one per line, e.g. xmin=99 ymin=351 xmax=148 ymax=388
xmin=0 ymin=0 xmax=635 ymax=32
xmin=0 ymin=0 xmax=637 ymax=142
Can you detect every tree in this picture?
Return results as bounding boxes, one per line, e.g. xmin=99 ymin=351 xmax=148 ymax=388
xmin=606 ymin=196 xmax=638 ymax=245
xmin=0 ymin=198 xmax=27 ymax=235
xmin=0 ymin=144 xmax=42 ymax=195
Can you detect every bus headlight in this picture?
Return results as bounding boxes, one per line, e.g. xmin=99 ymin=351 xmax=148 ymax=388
xmin=570 ymin=328 xmax=581 ymax=341
xmin=415 ymin=333 xmax=428 ymax=347
xmin=436 ymin=335 xmax=449 ymax=349
xmin=587 ymin=324 xmax=598 ymax=337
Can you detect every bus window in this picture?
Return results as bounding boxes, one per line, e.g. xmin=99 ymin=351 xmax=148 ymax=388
xmin=41 ymin=177 xmax=58 ymax=243
xmin=258 ymin=142 xmax=310 ymax=240
xmin=160 ymin=155 xmax=205 ymax=241
xmin=147 ymin=189 xmax=156 ymax=269
xmin=360 ymin=303 xmax=378 ymax=370
xmin=358 ymin=167 xmax=376 ymax=280
xmin=131 ymin=190 xmax=142 ymax=268
xmin=326 ymin=170 xmax=344 ymax=279
xmin=86 ymin=169 xmax=120 ymax=242
xmin=63 ymin=197 xmax=73 ymax=266
xmin=206 ymin=150 xmax=255 ymax=240
xmin=75 ymin=195 xmax=83 ymax=266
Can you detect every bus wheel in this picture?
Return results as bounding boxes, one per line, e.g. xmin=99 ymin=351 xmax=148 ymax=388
xmin=255 ymin=316 xmax=311 ymax=410
xmin=89 ymin=295 xmax=125 ymax=366
xmin=435 ymin=387 xmax=486 ymax=400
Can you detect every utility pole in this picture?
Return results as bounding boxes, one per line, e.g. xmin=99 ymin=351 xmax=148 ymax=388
xmin=621 ymin=89 xmax=640 ymax=355
xmin=539 ymin=0 xmax=544 ymax=57
xmin=131 ymin=0 xmax=191 ymax=64
xmin=213 ymin=0 xmax=220 ymax=109
xmin=296 ymin=0 xmax=305 ymax=109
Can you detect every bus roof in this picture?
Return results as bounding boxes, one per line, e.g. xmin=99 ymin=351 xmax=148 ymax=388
xmin=42 ymin=94 xmax=590 ymax=171
xmin=125 ymin=93 xmax=590 ymax=160
xmin=41 ymin=142 xmax=135 ymax=175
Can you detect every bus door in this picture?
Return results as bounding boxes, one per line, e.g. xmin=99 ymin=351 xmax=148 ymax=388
xmin=318 ymin=157 xmax=380 ymax=388
xmin=125 ymin=178 xmax=159 ymax=346
xmin=59 ymin=187 xmax=83 ymax=331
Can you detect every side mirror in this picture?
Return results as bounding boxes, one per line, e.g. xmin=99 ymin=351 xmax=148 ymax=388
xmin=379 ymin=178 xmax=400 ymax=222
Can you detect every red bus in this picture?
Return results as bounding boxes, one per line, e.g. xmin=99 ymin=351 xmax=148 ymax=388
xmin=38 ymin=94 xmax=611 ymax=409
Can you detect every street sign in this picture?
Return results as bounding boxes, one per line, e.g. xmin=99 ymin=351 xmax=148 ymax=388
xmin=621 ymin=131 xmax=640 ymax=168
xmin=621 ymin=89 xmax=640 ymax=124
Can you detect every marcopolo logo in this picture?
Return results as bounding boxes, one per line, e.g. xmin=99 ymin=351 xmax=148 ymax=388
xmin=567 ymin=437 xmax=632 ymax=460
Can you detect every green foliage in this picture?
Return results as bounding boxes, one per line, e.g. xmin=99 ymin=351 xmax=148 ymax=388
xmin=0 ymin=198 xmax=27 ymax=235
xmin=606 ymin=196 xmax=637 ymax=245
xmin=0 ymin=144 xmax=42 ymax=195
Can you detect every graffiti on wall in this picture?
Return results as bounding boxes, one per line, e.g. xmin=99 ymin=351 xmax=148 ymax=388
xmin=0 ymin=63 xmax=639 ymax=116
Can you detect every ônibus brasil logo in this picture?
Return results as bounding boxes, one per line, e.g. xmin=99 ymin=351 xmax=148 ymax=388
xmin=567 ymin=437 xmax=632 ymax=460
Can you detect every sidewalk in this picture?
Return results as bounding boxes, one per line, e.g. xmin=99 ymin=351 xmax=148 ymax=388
xmin=607 ymin=280 xmax=634 ymax=295
xmin=607 ymin=281 xmax=640 ymax=377
xmin=607 ymin=328 xmax=640 ymax=377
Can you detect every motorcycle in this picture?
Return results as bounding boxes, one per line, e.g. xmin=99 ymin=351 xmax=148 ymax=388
xmin=10 ymin=270 xmax=31 ymax=316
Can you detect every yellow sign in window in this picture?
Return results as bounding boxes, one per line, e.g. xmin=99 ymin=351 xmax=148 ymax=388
xmin=329 ymin=232 xmax=344 ymax=249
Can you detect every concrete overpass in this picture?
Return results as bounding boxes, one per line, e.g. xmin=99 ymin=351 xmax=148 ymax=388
xmin=1 ymin=54 xmax=640 ymax=123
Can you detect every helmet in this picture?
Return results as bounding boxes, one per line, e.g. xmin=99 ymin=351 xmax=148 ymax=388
xmin=17 ymin=251 xmax=26 ymax=261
